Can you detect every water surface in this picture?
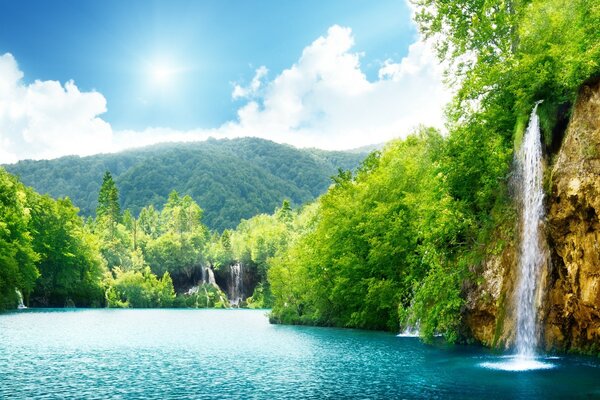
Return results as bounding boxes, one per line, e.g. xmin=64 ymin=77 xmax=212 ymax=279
xmin=1 ymin=309 xmax=599 ymax=399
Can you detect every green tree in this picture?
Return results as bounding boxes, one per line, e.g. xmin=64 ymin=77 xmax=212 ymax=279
xmin=105 ymin=266 xmax=175 ymax=308
xmin=276 ymin=199 xmax=293 ymax=224
xmin=269 ymin=129 xmax=468 ymax=335
xmin=28 ymin=193 xmax=105 ymax=307
xmin=138 ymin=205 xmax=160 ymax=238
xmin=0 ymin=169 xmax=39 ymax=309
xmin=97 ymin=171 xmax=121 ymax=227
xmin=143 ymin=193 xmax=208 ymax=290
xmin=161 ymin=191 xmax=203 ymax=236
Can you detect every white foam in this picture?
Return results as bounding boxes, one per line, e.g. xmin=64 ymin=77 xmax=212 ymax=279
xmin=480 ymin=356 xmax=555 ymax=371
xmin=396 ymin=332 xmax=419 ymax=338
xmin=396 ymin=326 xmax=419 ymax=337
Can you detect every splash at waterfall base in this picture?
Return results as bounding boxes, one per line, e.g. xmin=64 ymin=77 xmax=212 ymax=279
xmin=463 ymin=79 xmax=600 ymax=356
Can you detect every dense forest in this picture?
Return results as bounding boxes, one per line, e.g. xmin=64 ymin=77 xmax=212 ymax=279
xmin=0 ymin=165 xmax=286 ymax=310
xmin=1 ymin=0 xmax=598 ymax=348
xmin=264 ymin=0 xmax=600 ymax=341
xmin=4 ymin=138 xmax=366 ymax=231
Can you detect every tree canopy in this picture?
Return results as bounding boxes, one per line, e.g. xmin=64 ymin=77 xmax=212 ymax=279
xmin=5 ymin=138 xmax=367 ymax=231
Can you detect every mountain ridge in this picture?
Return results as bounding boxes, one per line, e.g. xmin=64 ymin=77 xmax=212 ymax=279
xmin=4 ymin=137 xmax=368 ymax=231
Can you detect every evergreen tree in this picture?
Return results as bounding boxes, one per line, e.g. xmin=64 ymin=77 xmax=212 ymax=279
xmin=276 ymin=199 xmax=293 ymax=224
xmin=96 ymin=171 xmax=121 ymax=225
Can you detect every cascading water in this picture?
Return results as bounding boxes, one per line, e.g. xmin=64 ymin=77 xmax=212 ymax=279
xmin=15 ymin=289 xmax=27 ymax=310
xmin=396 ymin=324 xmax=420 ymax=338
xmin=201 ymin=266 xmax=207 ymax=285
xmin=207 ymin=267 xmax=217 ymax=287
xmin=229 ymin=263 xmax=244 ymax=307
xmin=480 ymin=103 xmax=554 ymax=372
xmin=514 ymin=102 xmax=546 ymax=358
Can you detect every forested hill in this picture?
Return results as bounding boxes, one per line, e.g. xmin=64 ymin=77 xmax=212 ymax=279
xmin=4 ymin=137 xmax=367 ymax=231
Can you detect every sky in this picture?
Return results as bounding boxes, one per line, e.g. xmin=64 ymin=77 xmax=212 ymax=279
xmin=0 ymin=0 xmax=451 ymax=163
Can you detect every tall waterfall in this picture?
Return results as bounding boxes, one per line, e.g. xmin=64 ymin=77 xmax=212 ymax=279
xmin=515 ymin=102 xmax=546 ymax=358
xmin=229 ymin=263 xmax=244 ymax=307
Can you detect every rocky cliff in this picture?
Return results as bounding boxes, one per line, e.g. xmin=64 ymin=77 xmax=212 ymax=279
xmin=464 ymin=215 xmax=518 ymax=349
xmin=545 ymin=78 xmax=600 ymax=353
xmin=465 ymin=78 xmax=600 ymax=354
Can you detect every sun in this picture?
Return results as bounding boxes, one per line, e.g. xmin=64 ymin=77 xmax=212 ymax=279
xmin=147 ymin=61 xmax=178 ymax=87
xmin=152 ymin=65 xmax=172 ymax=83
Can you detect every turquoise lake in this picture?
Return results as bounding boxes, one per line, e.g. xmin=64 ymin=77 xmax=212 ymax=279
xmin=1 ymin=309 xmax=599 ymax=399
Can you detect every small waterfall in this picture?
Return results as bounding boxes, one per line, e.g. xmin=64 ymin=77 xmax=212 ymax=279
xmin=15 ymin=289 xmax=27 ymax=310
xmin=207 ymin=267 xmax=217 ymax=288
xmin=515 ymin=102 xmax=546 ymax=358
xmin=397 ymin=325 xmax=420 ymax=338
xmin=201 ymin=266 xmax=207 ymax=284
xmin=229 ymin=263 xmax=244 ymax=307
xmin=186 ymin=286 xmax=199 ymax=295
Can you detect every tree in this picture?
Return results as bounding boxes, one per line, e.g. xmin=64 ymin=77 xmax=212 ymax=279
xmin=97 ymin=171 xmax=121 ymax=227
xmin=105 ymin=266 xmax=175 ymax=308
xmin=268 ymin=129 xmax=467 ymax=334
xmin=276 ymin=199 xmax=293 ymax=225
xmin=143 ymin=193 xmax=208 ymax=290
xmin=28 ymin=193 xmax=105 ymax=307
xmin=0 ymin=169 xmax=39 ymax=309
xmin=161 ymin=191 xmax=203 ymax=236
xmin=138 ymin=205 xmax=160 ymax=238
xmin=123 ymin=209 xmax=138 ymax=250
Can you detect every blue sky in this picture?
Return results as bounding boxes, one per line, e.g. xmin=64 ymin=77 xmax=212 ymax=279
xmin=0 ymin=0 xmax=450 ymax=162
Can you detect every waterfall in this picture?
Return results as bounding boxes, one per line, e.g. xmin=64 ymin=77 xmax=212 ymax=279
xmin=478 ymin=103 xmax=554 ymax=371
xmin=201 ymin=265 xmax=207 ymax=284
xmin=515 ymin=102 xmax=546 ymax=358
xmin=397 ymin=325 xmax=420 ymax=338
xmin=15 ymin=289 xmax=27 ymax=310
xmin=186 ymin=286 xmax=199 ymax=295
xmin=207 ymin=267 xmax=217 ymax=287
xmin=229 ymin=263 xmax=244 ymax=307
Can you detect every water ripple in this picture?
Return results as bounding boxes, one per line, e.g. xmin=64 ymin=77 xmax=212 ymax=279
xmin=0 ymin=309 xmax=599 ymax=399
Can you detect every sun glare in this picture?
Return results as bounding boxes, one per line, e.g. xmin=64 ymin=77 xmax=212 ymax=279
xmin=148 ymin=61 xmax=178 ymax=86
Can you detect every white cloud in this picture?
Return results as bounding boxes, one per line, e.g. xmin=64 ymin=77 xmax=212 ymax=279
xmin=0 ymin=24 xmax=450 ymax=162
xmin=0 ymin=53 xmax=113 ymax=163
xmin=219 ymin=25 xmax=450 ymax=149
xmin=232 ymin=65 xmax=268 ymax=100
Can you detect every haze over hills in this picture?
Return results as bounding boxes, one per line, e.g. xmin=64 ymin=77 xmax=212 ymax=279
xmin=5 ymin=137 xmax=368 ymax=231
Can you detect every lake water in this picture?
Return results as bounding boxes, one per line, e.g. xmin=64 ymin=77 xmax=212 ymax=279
xmin=1 ymin=309 xmax=599 ymax=399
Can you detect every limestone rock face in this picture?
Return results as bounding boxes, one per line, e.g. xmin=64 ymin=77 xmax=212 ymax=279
xmin=545 ymin=79 xmax=600 ymax=353
xmin=463 ymin=236 xmax=517 ymax=349
xmin=464 ymin=79 xmax=600 ymax=354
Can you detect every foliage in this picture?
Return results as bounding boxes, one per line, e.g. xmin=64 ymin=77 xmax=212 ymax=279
xmin=27 ymin=193 xmax=106 ymax=307
xmin=246 ymin=282 xmax=273 ymax=309
xmin=413 ymin=0 xmax=600 ymax=126
xmin=175 ymin=284 xmax=229 ymax=309
xmin=105 ymin=267 xmax=175 ymax=308
xmin=269 ymin=130 xmax=469 ymax=335
xmin=0 ymin=168 xmax=107 ymax=309
xmin=96 ymin=171 xmax=121 ymax=226
xmin=5 ymin=138 xmax=367 ymax=231
xmin=138 ymin=191 xmax=208 ymax=290
xmin=144 ymin=231 xmax=206 ymax=285
xmin=0 ymin=168 xmax=39 ymax=309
